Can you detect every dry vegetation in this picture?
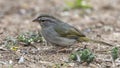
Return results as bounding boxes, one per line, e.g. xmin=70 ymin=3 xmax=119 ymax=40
xmin=0 ymin=0 xmax=120 ymax=68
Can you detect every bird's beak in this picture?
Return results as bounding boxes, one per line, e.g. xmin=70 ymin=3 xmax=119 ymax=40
xmin=32 ymin=18 xmax=38 ymax=22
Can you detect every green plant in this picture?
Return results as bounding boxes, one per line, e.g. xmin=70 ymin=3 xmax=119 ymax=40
xmin=4 ymin=36 xmax=18 ymax=49
xmin=70 ymin=48 xmax=95 ymax=64
xmin=65 ymin=0 xmax=92 ymax=10
xmin=111 ymin=47 xmax=119 ymax=61
xmin=17 ymin=32 xmax=43 ymax=45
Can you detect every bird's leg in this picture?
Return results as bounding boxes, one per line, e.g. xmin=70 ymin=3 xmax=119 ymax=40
xmin=57 ymin=46 xmax=73 ymax=53
xmin=42 ymin=36 xmax=48 ymax=46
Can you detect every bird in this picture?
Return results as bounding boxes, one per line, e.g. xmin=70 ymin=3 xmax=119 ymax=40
xmin=33 ymin=14 xmax=113 ymax=47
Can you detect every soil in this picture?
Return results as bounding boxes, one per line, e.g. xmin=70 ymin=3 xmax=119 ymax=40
xmin=0 ymin=0 xmax=120 ymax=68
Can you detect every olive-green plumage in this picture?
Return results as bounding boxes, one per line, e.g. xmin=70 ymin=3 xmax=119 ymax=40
xmin=33 ymin=14 xmax=113 ymax=46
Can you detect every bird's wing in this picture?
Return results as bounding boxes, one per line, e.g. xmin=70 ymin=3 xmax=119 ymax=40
xmin=41 ymin=27 xmax=76 ymax=46
xmin=54 ymin=23 xmax=86 ymax=39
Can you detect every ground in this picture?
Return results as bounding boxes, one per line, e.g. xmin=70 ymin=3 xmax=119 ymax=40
xmin=0 ymin=0 xmax=120 ymax=68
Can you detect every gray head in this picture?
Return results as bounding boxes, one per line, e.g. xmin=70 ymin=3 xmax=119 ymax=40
xmin=33 ymin=14 xmax=62 ymax=28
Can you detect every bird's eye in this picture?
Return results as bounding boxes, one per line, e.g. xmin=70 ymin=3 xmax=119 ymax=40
xmin=41 ymin=20 xmax=45 ymax=22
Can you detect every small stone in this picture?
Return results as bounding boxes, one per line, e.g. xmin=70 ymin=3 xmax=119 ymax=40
xmin=18 ymin=56 xmax=24 ymax=64
xmin=68 ymin=63 xmax=75 ymax=67
xmin=103 ymin=26 xmax=113 ymax=32
xmin=9 ymin=60 xmax=13 ymax=64
xmin=61 ymin=11 xmax=70 ymax=16
xmin=19 ymin=9 xmax=26 ymax=15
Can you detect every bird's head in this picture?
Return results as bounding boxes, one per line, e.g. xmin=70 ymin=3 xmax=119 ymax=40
xmin=33 ymin=14 xmax=62 ymax=27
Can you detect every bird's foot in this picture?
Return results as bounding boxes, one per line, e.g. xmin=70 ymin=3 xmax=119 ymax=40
xmin=57 ymin=48 xmax=72 ymax=53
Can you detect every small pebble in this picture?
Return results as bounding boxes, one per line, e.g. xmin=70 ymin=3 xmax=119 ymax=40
xmin=18 ymin=56 xmax=24 ymax=64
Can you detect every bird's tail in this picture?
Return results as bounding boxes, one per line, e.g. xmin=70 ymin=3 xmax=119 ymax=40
xmin=78 ymin=37 xmax=113 ymax=46
xmin=90 ymin=39 xmax=113 ymax=46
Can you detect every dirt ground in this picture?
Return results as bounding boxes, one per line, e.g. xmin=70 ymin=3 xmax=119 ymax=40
xmin=0 ymin=0 xmax=120 ymax=68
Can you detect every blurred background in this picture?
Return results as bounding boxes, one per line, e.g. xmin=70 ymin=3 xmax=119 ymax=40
xmin=0 ymin=0 xmax=120 ymax=68
xmin=0 ymin=0 xmax=120 ymax=38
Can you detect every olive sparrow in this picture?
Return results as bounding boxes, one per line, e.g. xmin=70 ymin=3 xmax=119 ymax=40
xmin=33 ymin=14 xmax=113 ymax=47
